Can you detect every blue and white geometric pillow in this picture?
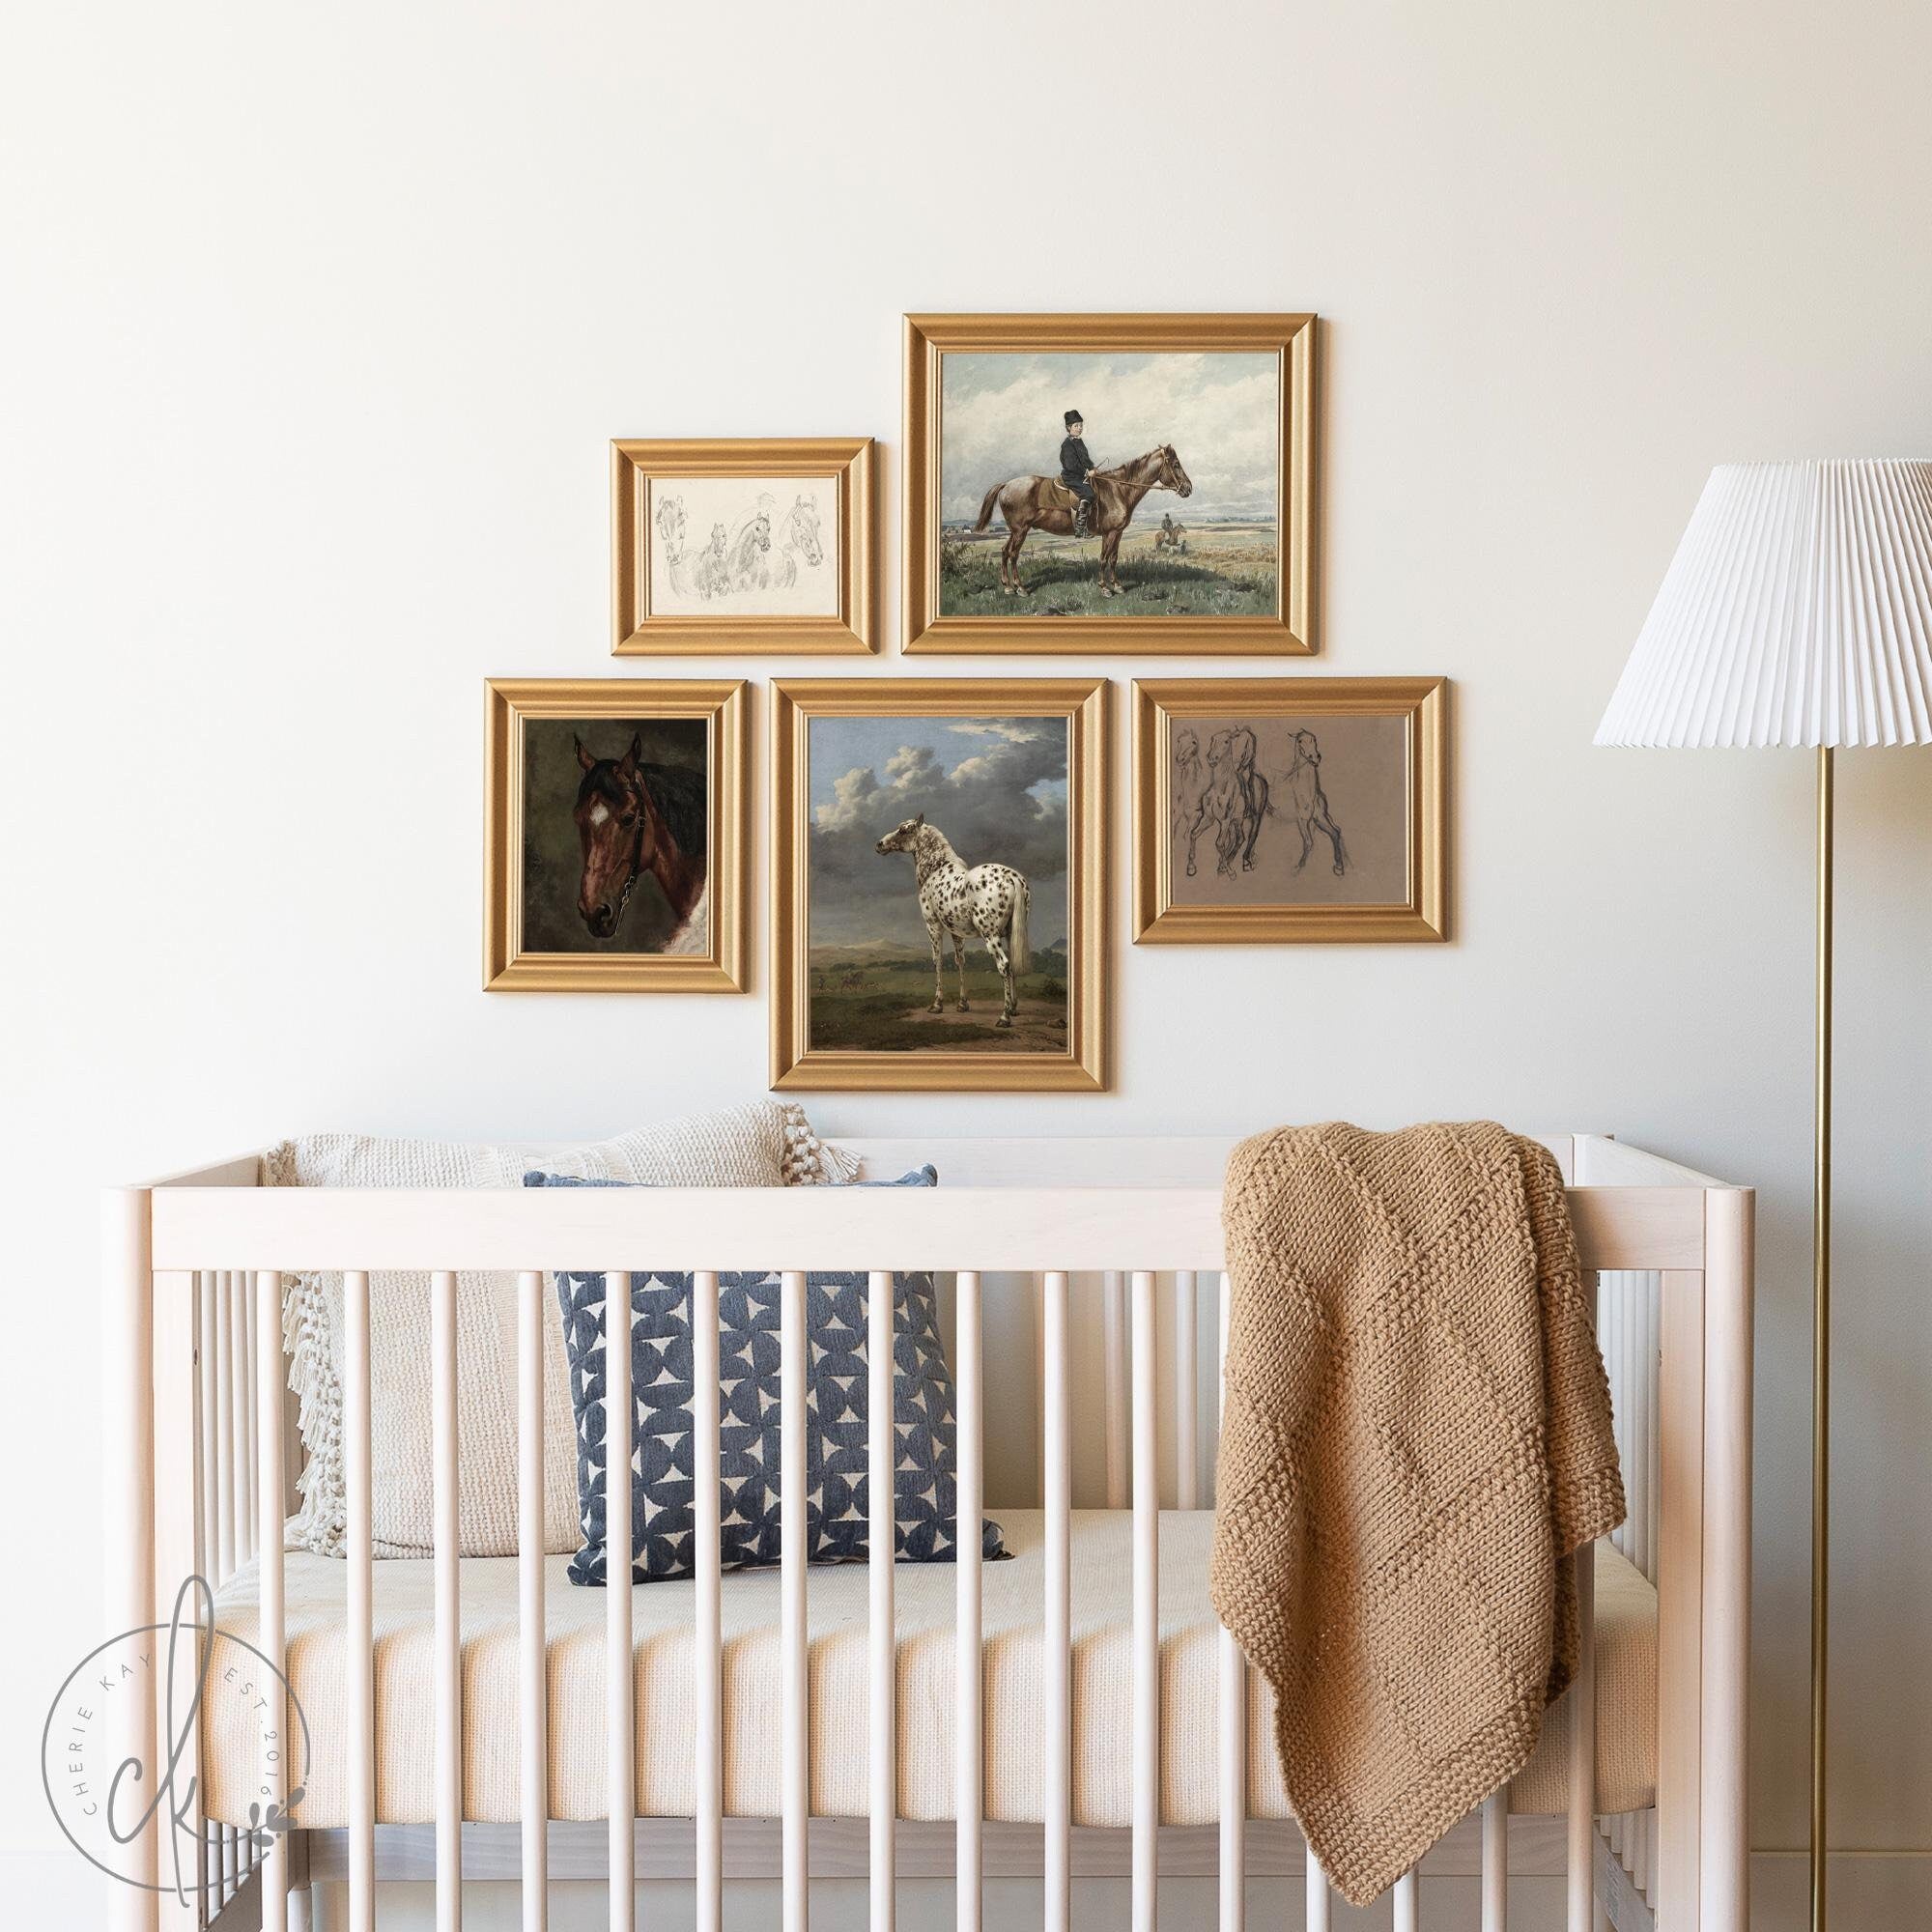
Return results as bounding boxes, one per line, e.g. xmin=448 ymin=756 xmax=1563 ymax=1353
xmin=526 ymin=1169 xmax=1004 ymax=1586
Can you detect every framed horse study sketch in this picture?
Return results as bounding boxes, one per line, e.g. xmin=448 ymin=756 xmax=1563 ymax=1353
xmin=1132 ymin=677 xmax=1447 ymax=944
xmin=770 ymin=677 xmax=1109 ymax=1091
xmin=611 ymin=437 xmax=878 ymax=654
xmin=484 ymin=678 xmax=749 ymax=992
xmin=902 ymin=313 xmax=1317 ymax=654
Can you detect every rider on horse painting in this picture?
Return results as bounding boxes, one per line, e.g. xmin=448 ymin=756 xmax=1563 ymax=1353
xmin=1059 ymin=410 xmax=1096 ymax=538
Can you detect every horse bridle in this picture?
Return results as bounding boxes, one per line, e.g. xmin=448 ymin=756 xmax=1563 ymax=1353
xmin=608 ymin=771 xmax=657 ymax=927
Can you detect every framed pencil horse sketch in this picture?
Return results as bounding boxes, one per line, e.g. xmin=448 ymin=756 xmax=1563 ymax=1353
xmin=902 ymin=313 xmax=1317 ymax=655
xmin=611 ymin=437 xmax=878 ymax=655
xmin=1133 ymin=677 xmax=1447 ymax=944
xmin=485 ymin=678 xmax=749 ymax=991
xmin=771 ymin=678 xmax=1109 ymax=1091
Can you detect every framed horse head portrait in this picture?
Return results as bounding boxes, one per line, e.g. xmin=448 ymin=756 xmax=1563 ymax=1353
xmin=902 ymin=313 xmax=1317 ymax=655
xmin=611 ymin=437 xmax=878 ymax=655
xmin=770 ymin=677 xmax=1109 ymax=1091
xmin=1132 ymin=677 xmax=1448 ymax=945
xmin=485 ymin=678 xmax=749 ymax=992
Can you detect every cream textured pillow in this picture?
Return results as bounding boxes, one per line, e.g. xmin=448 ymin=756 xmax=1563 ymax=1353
xmin=269 ymin=1101 xmax=852 ymax=1558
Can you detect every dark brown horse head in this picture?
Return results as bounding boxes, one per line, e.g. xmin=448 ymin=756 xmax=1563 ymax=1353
xmin=1157 ymin=443 xmax=1193 ymax=497
xmin=573 ymin=733 xmax=655 ymax=940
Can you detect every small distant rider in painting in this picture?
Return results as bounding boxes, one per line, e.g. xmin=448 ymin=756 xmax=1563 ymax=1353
xmin=1060 ymin=410 xmax=1096 ymax=538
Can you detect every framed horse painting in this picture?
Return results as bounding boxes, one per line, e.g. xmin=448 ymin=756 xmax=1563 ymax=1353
xmin=902 ymin=313 xmax=1317 ymax=655
xmin=770 ymin=677 xmax=1109 ymax=1091
xmin=484 ymin=678 xmax=749 ymax=992
xmin=1132 ymin=677 xmax=1448 ymax=944
xmin=611 ymin=437 xmax=878 ymax=655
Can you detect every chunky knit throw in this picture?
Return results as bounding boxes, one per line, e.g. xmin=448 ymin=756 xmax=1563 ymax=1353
xmin=1209 ymin=1122 xmax=1625 ymax=1906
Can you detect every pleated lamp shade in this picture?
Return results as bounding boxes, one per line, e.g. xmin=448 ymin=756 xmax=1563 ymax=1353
xmin=1596 ymin=459 xmax=1932 ymax=749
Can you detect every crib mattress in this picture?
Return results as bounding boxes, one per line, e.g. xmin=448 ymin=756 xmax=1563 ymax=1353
xmin=203 ymin=1510 xmax=1656 ymax=1831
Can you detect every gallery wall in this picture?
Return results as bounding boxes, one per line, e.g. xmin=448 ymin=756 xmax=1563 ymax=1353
xmin=4 ymin=3 xmax=1929 ymax=1925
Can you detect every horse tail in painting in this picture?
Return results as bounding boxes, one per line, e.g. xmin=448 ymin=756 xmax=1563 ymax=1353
xmin=975 ymin=482 xmax=1005 ymax=532
xmin=1008 ymin=876 xmax=1030 ymax=975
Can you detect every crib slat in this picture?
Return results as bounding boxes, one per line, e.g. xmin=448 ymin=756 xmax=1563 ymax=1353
xmin=1101 ymin=1269 xmax=1128 ymax=1509
xmin=1305 ymin=1852 xmax=1331 ymax=1932
xmin=1214 ymin=1273 xmax=1245 ymax=1932
xmin=781 ymin=1269 xmax=810 ymax=1932
xmin=1130 ymin=1270 xmax=1158 ymax=1932
xmin=693 ymin=1270 xmax=724 ymax=1932
xmin=867 ymin=1269 xmax=895 ymax=1932
xmin=241 ymin=1269 xmax=257 ymax=1565
xmin=433 ymin=1270 xmax=463 ymax=1932
xmin=1567 ymin=1541 xmax=1598 ymax=1932
xmin=1174 ymin=1269 xmax=1199 ymax=1511
xmin=1482 ymin=1790 xmax=1508 ymax=1930
xmin=213 ymin=1269 xmax=235 ymax=1583
xmin=1041 ymin=1270 xmax=1072 ymax=1932
xmin=604 ymin=1270 xmax=635 ymax=1932
xmin=516 ymin=1271 xmax=548 ymax=1932
xmin=345 ymin=1271 xmax=376 ymax=1932
xmin=255 ymin=1271 xmax=289 ymax=1932
xmin=198 ymin=1272 xmax=219 ymax=1589
xmin=1394 ymin=1869 xmax=1420 ymax=1932
xmin=955 ymin=1269 xmax=984 ymax=1932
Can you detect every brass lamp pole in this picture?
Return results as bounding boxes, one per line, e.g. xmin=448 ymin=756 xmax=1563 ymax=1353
xmin=1596 ymin=460 xmax=1932 ymax=1932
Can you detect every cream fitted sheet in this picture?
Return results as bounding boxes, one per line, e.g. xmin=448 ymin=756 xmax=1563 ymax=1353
xmin=204 ymin=1510 xmax=1656 ymax=1830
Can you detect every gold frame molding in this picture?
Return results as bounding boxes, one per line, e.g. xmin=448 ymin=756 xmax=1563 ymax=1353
xmin=902 ymin=313 xmax=1318 ymax=656
xmin=485 ymin=677 xmax=749 ymax=992
xmin=771 ymin=677 xmax=1109 ymax=1091
xmin=1132 ymin=677 xmax=1447 ymax=944
xmin=611 ymin=437 xmax=878 ymax=656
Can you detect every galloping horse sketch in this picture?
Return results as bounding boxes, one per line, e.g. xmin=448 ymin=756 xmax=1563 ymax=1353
xmin=572 ymin=734 xmax=710 ymax=953
xmin=1171 ymin=726 xmax=1212 ymax=873
xmin=1279 ymin=727 xmax=1348 ymax=876
xmin=1185 ymin=726 xmax=1272 ymax=878
xmin=973 ymin=443 xmax=1193 ymax=597
xmin=873 ymin=813 xmax=1031 ymax=1028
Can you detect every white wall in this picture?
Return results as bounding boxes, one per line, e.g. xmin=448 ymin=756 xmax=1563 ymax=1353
xmin=3 ymin=3 xmax=1929 ymax=1925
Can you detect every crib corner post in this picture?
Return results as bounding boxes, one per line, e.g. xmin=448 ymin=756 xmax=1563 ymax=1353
xmin=103 ymin=1187 xmax=160 ymax=1931
xmin=1699 ymin=1186 xmax=1753 ymax=1932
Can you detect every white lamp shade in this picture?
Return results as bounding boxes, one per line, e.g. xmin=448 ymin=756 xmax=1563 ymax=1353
xmin=1596 ymin=459 xmax=1932 ymax=748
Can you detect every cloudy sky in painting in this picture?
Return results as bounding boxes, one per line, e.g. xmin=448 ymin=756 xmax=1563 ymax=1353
xmin=808 ymin=715 xmax=1068 ymax=948
xmin=939 ymin=351 xmax=1279 ymax=524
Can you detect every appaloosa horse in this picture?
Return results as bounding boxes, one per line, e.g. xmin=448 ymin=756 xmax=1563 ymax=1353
xmin=873 ymin=813 xmax=1031 ymax=1027
xmin=973 ymin=443 xmax=1193 ymax=598
xmin=573 ymin=734 xmax=709 ymax=951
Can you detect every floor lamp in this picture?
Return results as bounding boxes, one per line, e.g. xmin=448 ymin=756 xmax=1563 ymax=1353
xmin=1595 ymin=458 xmax=1932 ymax=1932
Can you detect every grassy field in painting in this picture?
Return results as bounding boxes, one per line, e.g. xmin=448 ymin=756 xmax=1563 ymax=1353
xmin=937 ymin=521 xmax=1277 ymax=618
xmin=808 ymin=946 xmax=1069 ymax=1055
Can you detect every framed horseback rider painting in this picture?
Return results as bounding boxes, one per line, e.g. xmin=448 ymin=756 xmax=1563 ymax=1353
xmin=484 ymin=677 xmax=750 ymax=991
xmin=1131 ymin=677 xmax=1447 ymax=944
xmin=769 ymin=677 xmax=1109 ymax=1091
xmin=611 ymin=436 xmax=878 ymax=654
xmin=902 ymin=313 xmax=1317 ymax=654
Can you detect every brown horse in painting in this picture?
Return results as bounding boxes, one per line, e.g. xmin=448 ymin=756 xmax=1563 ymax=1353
xmin=972 ymin=443 xmax=1193 ymax=597
xmin=573 ymin=734 xmax=708 ymax=944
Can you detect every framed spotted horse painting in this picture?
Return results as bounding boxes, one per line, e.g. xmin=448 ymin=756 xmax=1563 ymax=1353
xmin=770 ymin=678 xmax=1109 ymax=1091
xmin=485 ymin=678 xmax=749 ymax=992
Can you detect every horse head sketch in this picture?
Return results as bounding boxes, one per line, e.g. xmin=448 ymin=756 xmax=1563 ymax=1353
xmin=653 ymin=495 xmax=689 ymax=594
xmin=571 ymin=733 xmax=708 ymax=945
xmin=874 ymin=812 xmax=1032 ymax=1028
xmin=726 ymin=513 xmax=773 ymax=592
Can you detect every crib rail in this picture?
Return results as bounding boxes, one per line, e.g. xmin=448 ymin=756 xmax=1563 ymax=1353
xmin=103 ymin=1137 xmax=1752 ymax=1932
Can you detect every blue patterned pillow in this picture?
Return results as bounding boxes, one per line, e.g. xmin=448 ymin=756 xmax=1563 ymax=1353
xmin=526 ymin=1169 xmax=1003 ymax=1585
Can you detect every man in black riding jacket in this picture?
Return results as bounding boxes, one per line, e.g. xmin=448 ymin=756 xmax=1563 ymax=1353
xmin=1059 ymin=409 xmax=1096 ymax=538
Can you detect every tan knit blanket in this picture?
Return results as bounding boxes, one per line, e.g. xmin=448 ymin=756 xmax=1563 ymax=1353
xmin=1209 ymin=1122 xmax=1625 ymax=1905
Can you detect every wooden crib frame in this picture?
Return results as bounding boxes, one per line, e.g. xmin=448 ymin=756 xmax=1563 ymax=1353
xmin=102 ymin=1132 xmax=1752 ymax=1932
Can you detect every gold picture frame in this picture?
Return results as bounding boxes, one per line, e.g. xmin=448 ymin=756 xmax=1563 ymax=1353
xmin=611 ymin=437 xmax=878 ymax=655
xmin=1133 ymin=677 xmax=1447 ymax=944
xmin=771 ymin=677 xmax=1110 ymax=1091
xmin=485 ymin=678 xmax=749 ymax=992
xmin=903 ymin=312 xmax=1317 ymax=655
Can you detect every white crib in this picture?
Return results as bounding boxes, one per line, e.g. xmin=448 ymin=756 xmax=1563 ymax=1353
xmin=101 ymin=1132 xmax=1752 ymax=1932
